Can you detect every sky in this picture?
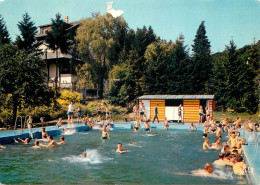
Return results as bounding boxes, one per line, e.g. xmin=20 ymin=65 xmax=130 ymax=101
xmin=0 ymin=0 xmax=259 ymax=53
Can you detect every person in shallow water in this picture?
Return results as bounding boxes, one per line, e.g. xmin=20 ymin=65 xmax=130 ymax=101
xmin=190 ymin=123 xmax=197 ymax=131
xmin=0 ymin=144 xmax=6 ymax=149
xmin=213 ymin=152 xmax=233 ymax=166
xmin=101 ymin=126 xmax=110 ymax=139
xmin=144 ymin=121 xmax=151 ymax=132
xmin=133 ymin=120 xmax=141 ymax=132
xmin=116 ymin=143 xmax=130 ymax=154
xmin=193 ymin=163 xmax=214 ymax=176
xmin=32 ymin=140 xmax=41 ymax=148
xmin=80 ymin=151 xmax=87 ymax=158
xmin=44 ymin=135 xmax=58 ymax=147
xmin=14 ymin=137 xmax=31 ymax=144
xmin=57 ymin=136 xmax=66 ymax=145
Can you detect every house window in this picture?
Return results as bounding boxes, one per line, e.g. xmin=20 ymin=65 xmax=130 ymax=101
xmin=59 ymin=60 xmax=70 ymax=74
xmin=165 ymin=99 xmax=183 ymax=106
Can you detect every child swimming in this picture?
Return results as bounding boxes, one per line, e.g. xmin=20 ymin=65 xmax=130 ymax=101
xmin=116 ymin=143 xmax=130 ymax=154
xmin=203 ymin=137 xmax=211 ymax=150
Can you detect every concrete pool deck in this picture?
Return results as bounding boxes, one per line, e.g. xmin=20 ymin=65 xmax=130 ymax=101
xmin=0 ymin=122 xmax=259 ymax=184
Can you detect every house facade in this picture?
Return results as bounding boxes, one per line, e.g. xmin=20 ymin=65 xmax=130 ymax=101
xmin=35 ymin=16 xmax=81 ymax=89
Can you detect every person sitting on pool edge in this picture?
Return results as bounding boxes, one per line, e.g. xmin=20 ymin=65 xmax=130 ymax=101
xmin=57 ymin=136 xmax=66 ymax=145
xmin=144 ymin=121 xmax=151 ymax=132
xmin=116 ymin=143 xmax=130 ymax=154
xmin=101 ymin=126 xmax=110 ymax=139
xmin=133 ymin=120 xmax=141 ymax=132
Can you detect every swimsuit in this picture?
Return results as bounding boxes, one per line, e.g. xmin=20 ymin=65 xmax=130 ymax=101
xmin=199 ymin=113 xmax=203 ymax=116
xmin=135 ymin=127 xmax=139 ymax=130
xmin=145 ymin=128 xmax=149 ymax=131
xmin=102 ymin=137 xmax=107 ymax=139
xmin=203 ymin=133 xmax=207 ymax=137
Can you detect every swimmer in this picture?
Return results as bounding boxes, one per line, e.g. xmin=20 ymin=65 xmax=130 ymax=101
xmin=45 ymin=135 xmax=58 ymax=147
xmin=57 ymin=136 xmax=66 ymax=145
xmin=190 ymin=123 xmax=197 ymax=131
xmin=203 ymin=137 xmax=211 ymax=150
xmin=42 ymin=128 xmax=49 ymax=139
xmin=101 ymin=126 xmax=110 ymax=139
xmin=153 ymin=132 xmax=157 ymax=136
xmin=32 ymin=140 xmax=41 ymax=148
xmin=233 ymin=156 xmax=247 ymax=175
xmin=193 ymin=163 xmax=214 ymax=176
xmin=130 ymin=142 xmax=135 ymax=145
xmin=210 ymin=121 xmax=217 ymax=133
xmin=213 ymin=152 xmax=233 ymax=166
xmin=0 ymin=144 xmax=6 ymax=149
xmin=133 ymin=120 xmax=141 ymax=132
xmin=164 ymin=117 xmax=169 ymax=130
xmin=216 ymin=124 xmax=223 ymax=139
xmin=144 ymin=121 xmax=151 ymax=132
xmin=211 ymin=137 xmax=222 ymax=149
xmin=202 ymin=125 xmax=209 ymax=138
xmin=80 ymin=151 xmax=87 ymax=158
xmin=116 ymin=143 xmax=130 ymax=154
xmin=227 ymin=132 xmax=239 ymax=148
xmin=14 ymin=137 xmax=31 ymax=144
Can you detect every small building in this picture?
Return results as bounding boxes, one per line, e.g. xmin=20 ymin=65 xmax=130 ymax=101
xmin=138 ymin=95 xmax=215 ymax=123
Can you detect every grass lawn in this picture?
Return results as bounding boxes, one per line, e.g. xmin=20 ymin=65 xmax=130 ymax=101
xmin=213 ymin=110 xmax=260 ymax=122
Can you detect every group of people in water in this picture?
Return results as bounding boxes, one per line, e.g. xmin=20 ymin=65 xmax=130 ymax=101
xmin=1 ymin=102 xmax=259 ymax=181
xmin=196 ymin=116 xmax=259 ymax=176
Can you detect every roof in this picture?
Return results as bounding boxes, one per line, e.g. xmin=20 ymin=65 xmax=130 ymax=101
xmin=35 ymin=20 xmax=83 ymax=38
xmin=138 ymin=95 xmax=214 ymax=100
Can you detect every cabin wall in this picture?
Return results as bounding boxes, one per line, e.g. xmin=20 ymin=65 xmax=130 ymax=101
xmin=183 ymin=100 xmax=200 ymax=123
xmin=150 ymin=99 xmax=165 ymax=122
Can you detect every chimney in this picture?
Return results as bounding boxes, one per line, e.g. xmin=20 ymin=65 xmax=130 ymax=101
xmin=64 ymin=16 xmax=69 ymax=23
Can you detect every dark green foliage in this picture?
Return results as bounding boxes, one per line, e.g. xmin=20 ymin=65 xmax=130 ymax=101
xmin=0 ymin=15 xmax=11 ymax=46
xmin=0 ymin=44 xmax=55 ymax=125
xmin=15 ymin=12 xmax=38 ymax=52
xmin=106 ymin=64 xmax=136 ymax=107
xmin=46 ymin=13 xmax=71 ymax=54
xmin=191 ymin=21 xmax=212 ymax=94
xmin=210 ymin=40 xmax=258 ymax=114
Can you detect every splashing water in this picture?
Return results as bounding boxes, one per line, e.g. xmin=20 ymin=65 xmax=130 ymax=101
xmin=191 ymin=169 xmax=234 ymax=180
xmin=62 ymin=149 xmax=103 ymax=164
xmin=63 ymin=129 xmax=76 ymax=135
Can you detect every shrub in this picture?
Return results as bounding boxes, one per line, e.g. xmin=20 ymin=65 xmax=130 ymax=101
xmin=57 ymin=90 xmax=83 ymax=105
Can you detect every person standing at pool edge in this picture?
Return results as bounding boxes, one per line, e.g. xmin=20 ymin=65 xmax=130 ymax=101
xmin=178 ymin=104 xmax=183 ymax=124
xmin=152 ymin=104 xmax=159 ymax=123
xmin=68 ymin=102 xmax=75 ymax=127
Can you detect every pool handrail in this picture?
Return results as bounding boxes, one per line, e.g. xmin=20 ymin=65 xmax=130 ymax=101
xmin=14 ymin=116 xmax=23 ymax=133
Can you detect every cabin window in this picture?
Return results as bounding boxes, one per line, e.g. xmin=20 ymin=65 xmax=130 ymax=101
xmin=165 ymin=99 xmax=183 ymax=106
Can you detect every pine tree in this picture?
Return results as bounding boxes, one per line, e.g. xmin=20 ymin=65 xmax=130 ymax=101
xmin=46 ymin=13 xmax=71 ymax=96
xmin=0 ymin=15 xmax=11 ymax=46
xmin=191 ymin=21 xmax=212 ymax=94
xmin=15 ymin=12 xmax=38 ymax=52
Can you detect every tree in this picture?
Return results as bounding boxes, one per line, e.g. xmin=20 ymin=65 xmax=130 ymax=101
xmin=167 ymin=34 xmax=193 ymax=94
xmin=191 ymin=21 xmax=212 ymax=94
xmin=0 ymin=15 xmax=11 ymax=46
xmin=15 ymin=12 xmax=38 ymax=52
xmin=143 ymin=41 xmax=175 ymax=94
xmin=106 ymin=64 xmax=135 ymax=107
xmin=76 ymin=13 xmax=129 ymax=99
xmin=45 ymin=13 xmax=71 ymax=96
xmin=0 ymin=44 xmax=54 ymax=125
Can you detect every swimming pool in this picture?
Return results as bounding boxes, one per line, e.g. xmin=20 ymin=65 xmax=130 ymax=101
xmin=0 ymin=129 xmax=247 ymax=184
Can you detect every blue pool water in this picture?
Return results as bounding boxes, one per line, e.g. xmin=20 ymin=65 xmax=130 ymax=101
xmin=0 ymin=128 xmax=248 ymax=184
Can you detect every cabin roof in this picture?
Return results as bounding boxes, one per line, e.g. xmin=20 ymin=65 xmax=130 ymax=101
xmin=138 ymin=95 xmax=214 ymax=100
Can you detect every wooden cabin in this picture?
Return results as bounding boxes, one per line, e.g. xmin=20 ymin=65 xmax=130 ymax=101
xmin=138 ymin=95 xmax=215 ymax=123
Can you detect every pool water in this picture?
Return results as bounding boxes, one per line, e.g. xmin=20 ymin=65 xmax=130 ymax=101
xmin=0 ymin=129 xmax=247 ymax=184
